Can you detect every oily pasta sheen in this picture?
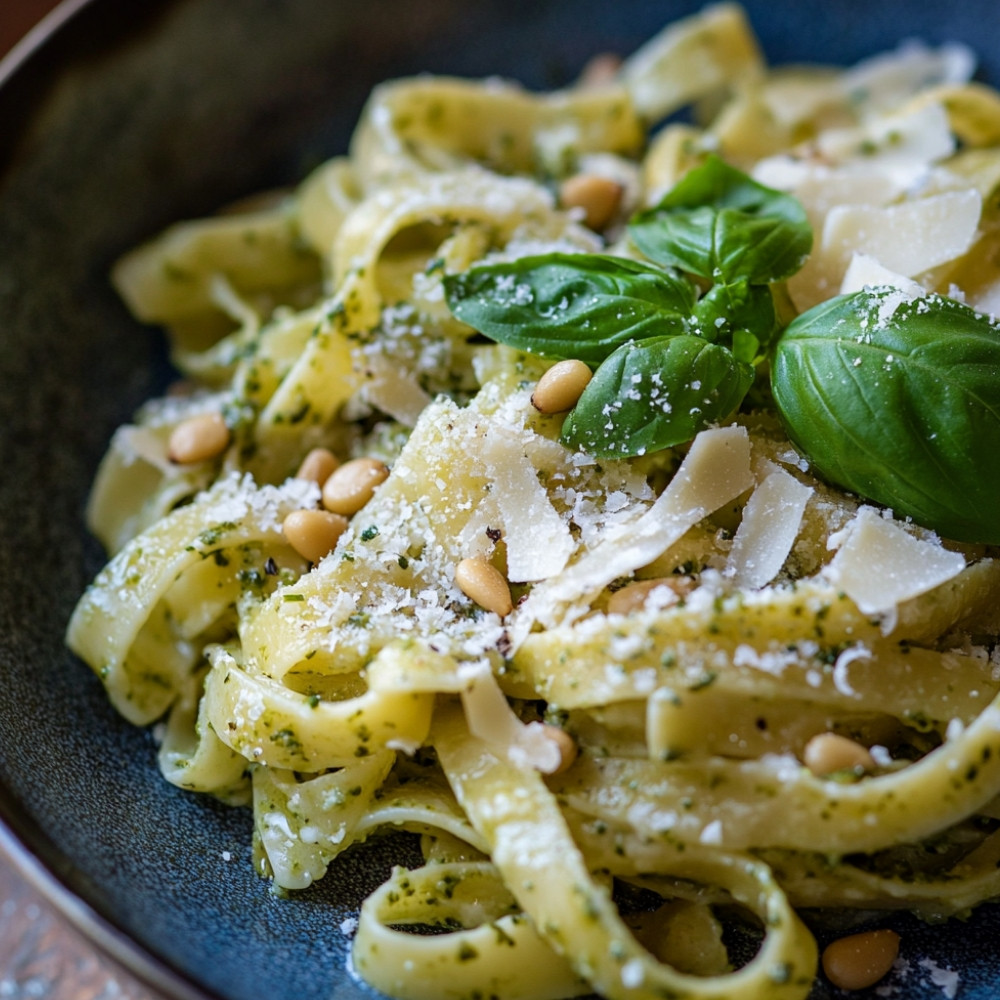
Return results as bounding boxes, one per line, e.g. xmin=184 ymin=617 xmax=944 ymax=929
xmin=68 ymin=5 xmax=1000 ymax=998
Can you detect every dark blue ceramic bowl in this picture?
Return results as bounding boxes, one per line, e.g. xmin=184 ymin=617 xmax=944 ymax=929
xmin=2 ymin=2 xmax=1000 ymax=998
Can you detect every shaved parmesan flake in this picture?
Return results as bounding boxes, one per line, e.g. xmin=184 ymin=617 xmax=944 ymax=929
xmin=791 ymin=190 xmax=981 ymax=309
xmin=113 ymin=425 xmax=173 ymax=472
xmin=458 ymin=662 xmax=562 ymax=773
xmin=840 ymin=253 xmax=925 ymax=297
xmin=519 ymin=425 xmax=753 ymax=626
xmin=358 ymin=354 xmax=432 ymax=427
xmin=837 ymin=40 xmax=975 ymax=115
xmin=971 ymin=278 xmax=1000 ymax=318
xmin=826 ymin=191 xmax=979 ymax=280
xmin=826 ymin=506 xmax=965 ymax=615
xmin=726 ymin=465 xmax=812 ymax=589
xmin=816 ymin=103 xmax=955 ymax=182
xmin=788 ymin=168 xmax=902 ymax=225
xmin=484 ymin=423 xmax=574 ymax=582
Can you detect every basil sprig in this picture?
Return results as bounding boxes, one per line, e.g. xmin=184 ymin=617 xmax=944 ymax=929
xmin=443 ymin=254 xmax=695 ymax=364
xmin=772 ymin=289 xmax=1000 ymax=544
xmin=445 ymin=156 xmax=805 ymax=456
xmin=562 ymin=335 xmax=754 ymax=457
xmin=443 ymin=155 xmax=1000 ymax=544
xmin=629 ymin=155 xmax=812 ymax=284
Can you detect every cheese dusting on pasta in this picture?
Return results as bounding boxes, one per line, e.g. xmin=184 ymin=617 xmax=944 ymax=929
xmin=68 ymin=6 xmax=1000 ymax=998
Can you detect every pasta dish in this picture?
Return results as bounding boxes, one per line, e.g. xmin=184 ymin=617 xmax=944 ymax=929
xmin=67 ymin=6 xmax=1000 ymax=997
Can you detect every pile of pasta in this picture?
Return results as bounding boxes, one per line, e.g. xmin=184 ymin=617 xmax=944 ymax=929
xmin=68 ymin=5 xmax=1000 ymax=998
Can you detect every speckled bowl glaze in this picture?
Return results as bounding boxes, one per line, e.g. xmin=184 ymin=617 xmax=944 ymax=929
xmin=2 ymin=2 xmax=1000 ymax=998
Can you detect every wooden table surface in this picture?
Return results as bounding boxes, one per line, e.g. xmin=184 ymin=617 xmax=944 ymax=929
xmin=0 ymin=858 xmax=164 ymax=999
xmin=2 ymin=8 xmax=173 ymax=998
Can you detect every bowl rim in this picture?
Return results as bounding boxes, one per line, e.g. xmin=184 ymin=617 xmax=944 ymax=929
xmin=0 ymin=0 xmax=89 ymax=85
xmin=0 ymin=804 xmax=213 ymax=1000
xmin=0 ymin=12 xmax=221 ymax=998
xmin=4 ymin=4 xmax=1000 ymax=999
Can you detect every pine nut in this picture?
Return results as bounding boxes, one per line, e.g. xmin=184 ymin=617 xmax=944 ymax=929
xmin=607 ymin=576 xmax=695 ymax=616
xmin=531 ymin=359 xmax=593 ymax=414
xmin=803 ymin=732 xmax=876 ymax=777
xmin=167 ymin=412 xmax=230 ymax=464
xmin=296 ymin=447 xmax=339 ymax=486
xmin=455 ymin=556 xmax=513 ymax=617
xmin=559 ymin=173 xmax=624 ymax=231
xmin=321 ymin=457 xmax=390 ymax=515
xmin=822 ymin=930 xmax=900 ymax=991
xmin=282 ymin=509 xmax=349 ymax=564
xmin=578 ymin=52 xmax=622 ymax=88
xmin=540 ymin=725 xmax=578 ymax=774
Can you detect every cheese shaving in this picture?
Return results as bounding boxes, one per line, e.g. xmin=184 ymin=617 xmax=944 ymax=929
xmin=726 ymin=465 xmax=813 ymax=589
xmin=520 ymin=424 xmax=754 ymax=626
xmin=826 ymin=506 xmax=966 ymax=614
xmin=483 ymin=423 xmax=574 ymax=582
xmin=458 ymin=662 xmax=562 ymax=773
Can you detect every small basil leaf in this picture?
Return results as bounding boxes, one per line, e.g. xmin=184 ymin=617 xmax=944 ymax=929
xmin=771 ymin=287 xmax=1000 ymax=544
xmin=443 ymin=253 xmax=696 ymax=363
xmin=691 ymin=280 xmax=778 ymax=361
xmin=561 ymin=335 xmax=754 ymax=458
xmin=629 ymin=155 xmax=812 ymax=284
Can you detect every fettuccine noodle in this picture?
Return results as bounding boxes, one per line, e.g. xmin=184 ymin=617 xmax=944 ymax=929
xmin=68 ymin=6 xmax=1000 ymax=997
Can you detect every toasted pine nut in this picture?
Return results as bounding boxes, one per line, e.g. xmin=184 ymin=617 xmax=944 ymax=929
xmin=559 ymin=173 xmax=624 ymax=231
xmin=578 ymin=52 xmax=622 ymax=88
xmin=321 ymin=457 xmax=390 ymax=515
xmin=822 ymin=930 xmax=900 ymax=991
xmin=167 ymin=412 xmax=230 ymax=464
xmin=282 ymin=509 xmax=349 ymax=564
xmin=607 ymin=576 xmax=695 ymax=616
xmin=540 ymin=725 xmax=578 ymax=774
xmin=803 ymin=732 xmax=876 ymax=777
xmin=531 ymin=359 xmax=593 ymax=414
xmin=296 ymin=447 xmax=339 ymax=486
xmin=455 ymin=556 xmax=513 ymax=617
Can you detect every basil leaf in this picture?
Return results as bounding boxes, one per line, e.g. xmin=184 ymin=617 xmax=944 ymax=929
xmin=691 ymin=280 xmax=778 ymax=362
xmin=561 ymin=335 xmax=754 ymax=458
xmin=443 ymin=253 xmax=696 ymax=363
xmin=771 ymin=287 xmax=1000 ymax=544
xmin=628 ymin=155 xmax=812 ymax=285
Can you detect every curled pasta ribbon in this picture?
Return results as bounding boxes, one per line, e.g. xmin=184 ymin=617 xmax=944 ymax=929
xmin=158 ymin=668 xmax=250 ymax=803
xmin=203 ymin=643 xmax=435 ymax=771
xmin=761 ymin=828 xmax=1000 ymax=919
xmin=254 ymin=749 xmax=488 ymax=891
xmin=111 ymin=203 xmax=320 ymax=326
xmin=66 ymin=473 xmax=313 ymax=724
xmin=353 ymin=861 xmax=590 ymax=1000
xmin=295 ymin=156 xmax=360 ymax=258
xmin=254 ymin=169 xmax=588 ymax=481
xmin=506 ymin=580 xmax=883 ymax=706
xmin=330 ymin=169 xmax=579 ymax=309
xmin=620 ymin=2 xmax=764 ymax=122
xmin=432 ymin=703 xmax=818 ymax=1000
xmin=253 ymin=750 xmax=396 ymax=889
xmin=555 ymin=687 xmax=1000 ymax=856
xmin=240 ymin=383 xmax=570 ymax=684
xmin=350 ymin=77 xmax=643 ymax=185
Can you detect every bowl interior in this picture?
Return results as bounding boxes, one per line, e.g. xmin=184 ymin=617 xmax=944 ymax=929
xmin=3 ymin=1 xmax=1000 ymax=998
